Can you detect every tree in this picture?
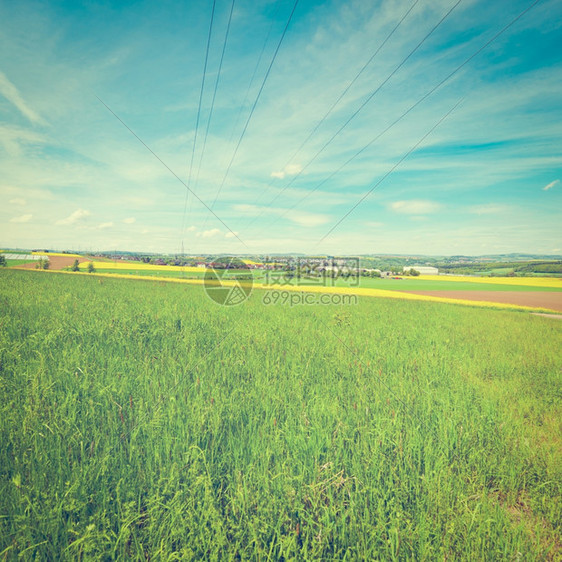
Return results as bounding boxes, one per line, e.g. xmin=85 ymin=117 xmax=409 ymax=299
xmin=409 ymin=268 xmax=420 ymax=277
xmin=87 ymin=262 xmax=95 ymax=273
xmin=0 ymin=255 xmax=6 ymax=267
xmin=71 ymin=259 xmax=80 ymax=272
xmin=42 ymin=259 xmax=50 ymax=270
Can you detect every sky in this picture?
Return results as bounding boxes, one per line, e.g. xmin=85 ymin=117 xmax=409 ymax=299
xmin=1 ymin=0 xmax=561 ymax=256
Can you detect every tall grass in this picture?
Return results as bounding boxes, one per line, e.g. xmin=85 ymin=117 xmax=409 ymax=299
xmin=0 ymin=269 xmax=560 ymax=560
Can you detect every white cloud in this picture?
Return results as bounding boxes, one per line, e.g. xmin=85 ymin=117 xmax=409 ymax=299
xmin=186 ymin=225 xmax=197 ymax=232
xmin=225 ymin=231 xmax=239 ymax=239
xmin=290 ymin=211 xmax=330 ymax=227
xmin=0 ymin=71 xmax=46 ymax=125
xmin=270 ymin=163 xmax=303 ymax=180
xmin=542 ymin=179 xmax=559 ymax=191
xmin=196 ymin=228 xmax=221 ymax=238
xmin=233 ymin=203 xmax=329 ymax=227
xmin=469 ymin=203 xmax=512 ymax=215
xmin=123 ymin=217 xmax=136 ymax=224
xmin=233 ymin=204 xmax=259 ymax=215
xmin=389 ymin=200 xmax=443 ymax=214
xmin=285 ymin=164 xmax=302 ymax=175
xmin=9 ymin=213 xmax=32 ymax=223
xmin=9 ymin=198 xmax=26 ymax=205
xmin=55 ymin=209 xmax=91 ymax=226
xmin=0 ymin=125 xmax=46 ymax=156
xmin=98 ymin=222 xmax=113 ymax=229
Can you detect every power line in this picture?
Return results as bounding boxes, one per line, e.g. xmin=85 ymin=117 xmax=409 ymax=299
xmin=192 ymin=0 xmax=236 ymax=195
xmin=202 ymin=0 xmax=300 ymax=227
xmin=220 ymin=1 xmax=282 ymax=174
xmin=247 ymin=0 xmax=541 ymax=240
xmin=199 ymin=2 xmax=281 ymax=233
xmin=96 ymin=96 xmax=246 ymax=248
xmin=181 ymin=0 xmax=217 ymax=248
xmin=317 ymin=98 xmax=463 ymax=244
xmin=248 ymin=0 xmax=462 ymax=224
xmin=248 ymin=0 xmax=422 ymax=214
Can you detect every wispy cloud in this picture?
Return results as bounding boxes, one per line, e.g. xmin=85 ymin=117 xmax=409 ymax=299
xmin=0 ymin=125 xmax=46 ymax=156
xmin=290 ymin=211 xmax=330 ymax=227
xmin=542 ymin=179 xmax=559 ymax=191
xmin=55 ymin=209 xmax=90 ymax=226
xmin=234 ymin=204 xmax=329 ymax=227
xmin=9 ymin=198 xmax=26 ymax=205
xmin=196 ymin=228 xmax=221 ymax=239
xmin=271 ymin=163 xmax=303 ymax=180
xmin=0 ymin=71 xmax=46 ymax=125
xmin=9 ymin=214 xmax=32 ymax=223
xmin=225 ymin=231 xmax=239 ymax=239
xmin=469 ymin=203 xmax=512 ymax=215
xmin=98 ymin=222 xmax=113 ymax=229
xmin=389 ymin=200 xmax=442 ymax=215
xmin=123 ymin=217 xmax=136 ymax=224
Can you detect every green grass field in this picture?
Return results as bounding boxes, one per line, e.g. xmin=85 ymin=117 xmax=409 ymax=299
xmin=1 ymin=269 xmax=560 ymax=560
xmin=5 ymin=260 xmax=37 ymax=267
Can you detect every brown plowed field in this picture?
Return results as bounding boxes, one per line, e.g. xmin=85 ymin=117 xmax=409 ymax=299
xmin=14 ymin=256 xmax=89 ymax=270
xmin=399 ymin=290 xmax=562 ymax=312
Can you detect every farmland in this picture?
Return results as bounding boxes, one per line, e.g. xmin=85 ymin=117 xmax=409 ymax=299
xmin=23 ymin=259 xmax=562 ymax=313
xmin=1 ymin=269 xmax=561 ymax=559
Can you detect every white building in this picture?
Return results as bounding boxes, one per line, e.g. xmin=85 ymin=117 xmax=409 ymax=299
xmin=403 ymin=266 xmax=439 ymax=275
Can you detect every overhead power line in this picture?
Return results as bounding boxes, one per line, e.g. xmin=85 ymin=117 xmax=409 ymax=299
xmin=249 ymin=0 xmax=422 ymax=212
xmin=221 ymin=2 xmax=282 ymax=171
xmin=193 ymin=0 xmax=236 ymax=194
xmin=202 ymin=0 xmax=300 ymax=225
xmin=181 ymin=0 xmax=217 ymax=245
xmin=250 ymin=0 xmax=462 ymax=220
xmin=247 ymin=0 xmax=541 ymax=240
xmin=317 ymin=98 xmax=463 ymax=244
xmin=96 ymin=96 xmax=246 ymax=248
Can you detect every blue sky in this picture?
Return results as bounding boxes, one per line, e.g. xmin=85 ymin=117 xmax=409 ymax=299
xmin=1 ymin=0 xmax=561 ymax=255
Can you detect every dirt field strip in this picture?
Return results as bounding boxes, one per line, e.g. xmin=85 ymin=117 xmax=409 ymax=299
xmin=396 ymin=290 xmax=562 ymax=313
xmin=531 ymin=312 xmax=562 ymax=320
xmin=412 ymin=274 xmax=562 ymax=289
xmin=12 ymin=255 xmax=90 ymax=270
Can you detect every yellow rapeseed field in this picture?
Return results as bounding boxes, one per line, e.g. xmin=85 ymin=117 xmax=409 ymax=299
xmin=32 ymin=251 xmax=82 ymax=257
xmin=251 ymin=282 xmax=558 ymax=312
